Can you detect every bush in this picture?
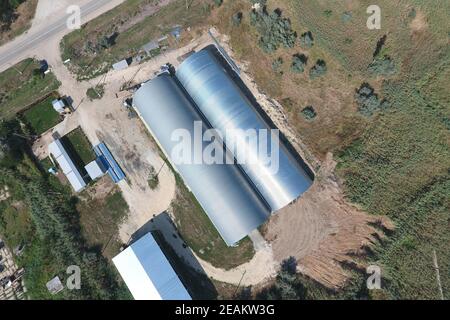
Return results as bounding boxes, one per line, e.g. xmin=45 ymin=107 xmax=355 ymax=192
xmin=250 ymin=8 xmax=296 ymax=53
xmin=341 ymin=11 xmax=352 ymax=22
xmin=291 ymin=54 xmax=308 ymax=73
xmin=272 ymin=57 xmax=283 ymax=74
xmin=86 ymin=85 xmax=105 ymax=100
xmin=368 ymin=55 xmax=396 ymax=76
xmin=232 ymin=12 xmax=243 ymax=26
xmin=309 ymin=59 xmax=327 ymax=79
xmin=300 ymin=106 xmax=317 ymax=120
xmin=214 ymin=0 xmax=223 ymax=7
xmin=148 ymin=166 xmax=159 ymax=190
xmin=299 ymin=31 xmax=314 ymax=48
xmin=354 ymin=83 xmax=390 ymax=116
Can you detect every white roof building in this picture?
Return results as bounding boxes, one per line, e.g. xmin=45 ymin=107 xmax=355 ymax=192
xmin=52 ymin=99 xmax=65 ymax=113
xmin=49 ymin=139 xmax=86 ymax=192
xmin=112 ymin=59 xmax=130 ymax=71
xmin=112 ymin=233 xmax=191 ymax=300
xmin=85 ymin=159 xmax=105 ymax=180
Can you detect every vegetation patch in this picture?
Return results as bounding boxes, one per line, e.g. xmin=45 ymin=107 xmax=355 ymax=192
xmin=0 ymin=0 xmax=38 ymax=45
xmin=300 ymin=106 xmax=316 ymax=120
xmin=86 ymin=85 xmax=105 ymax=100
xmin=354 ymin=83 xmax=390 ymax=117
xmin=249 ymin=7 xmax=296 ymax=53
xmin=170 ymin=168 xmax=255 ymax=270
xmin=290 ymin=54 xmax=307 ymax=73
xmin=0 ymin=59 xmax=61 ymax=119
xmin=21 ymin=95 xmax=61 ymax=135
xmin=147 ymin=165 xmax=159 ymax=190
xmin=77 ymin=185 xmax=129 ymax=260
xmin=61 ymin=127 xmax=96 ymax=168
xmin=0 ymin=119 xmax=130 ymax=299
xmin=309 ymin=59 xmax=327 ymax=79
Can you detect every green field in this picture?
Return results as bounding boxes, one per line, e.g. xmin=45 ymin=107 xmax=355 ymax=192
xmin=62 ymin=127 xmax=96 ymax=168
xmin=22 ymin=95 xmax=61 ymax=135
xmin=60 ymin=0 xmax=212 ymax=80
xmin=0 ymin=59 xmax=61 ymax=119
xmin=77 ymin=185 xmax=129 ymax=260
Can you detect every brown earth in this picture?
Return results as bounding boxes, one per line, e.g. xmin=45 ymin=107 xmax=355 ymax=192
xmin=265 ymin=153 xmax=394 ymax=288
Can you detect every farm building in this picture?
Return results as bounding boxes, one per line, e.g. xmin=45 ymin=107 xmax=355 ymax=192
xmin=133 ymin=47 xmax=313 ymax=246
xmin=48 ymin=139 xmax=86 ymax=192
xmin=112 ymin=233 xmax=191 ymax=300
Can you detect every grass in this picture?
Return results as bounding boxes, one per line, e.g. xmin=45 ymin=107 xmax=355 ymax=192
xmin=86 ymin=85 xmax=105 ymax=100
xmin=0 ymin=58 xmax=61 ymax=119
xmin=60 ymin=0 xmax=212 ymax=80
xmin=22 ymin=95 xmax=61 ymax=135
xmin=62 ymin=126 xmax=96 ymax=168
xmin=170 ymin=170 xmax=255 ymax=270
xmin=77 ymin=185 xmax=129 ymax=259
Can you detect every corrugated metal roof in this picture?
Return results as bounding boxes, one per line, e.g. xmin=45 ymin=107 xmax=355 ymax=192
xmin=112 ymin=233 xmax=191 ymax=300
xmin=134 ymin=75 xmax=271 ymax=246
xmin=49 ymin=140 xmax=86 ymax=192
xmin=176 ymin=49 xmax=313 ymax=212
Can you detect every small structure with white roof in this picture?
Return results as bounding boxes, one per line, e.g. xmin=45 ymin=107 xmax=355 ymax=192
xmin=48 ymin=139 xmax=86 ymax=192
xmin=52 ymin=99 xmax=66 ymax=114
xmin=85 ymin=159 xmax=106 ymax=180
xmin=112 ymin=233 xmax=191 ymax=300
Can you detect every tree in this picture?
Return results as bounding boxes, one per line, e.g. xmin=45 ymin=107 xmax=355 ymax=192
xmin=300 ymin=106 xmax=317 ymax=120
xmin=272 ymin=57 xmax=283 ymax=74
xmin=290 ymin=54 xmax=308 ymax=73
xmin=309 ymin=59 xmax=327 ymax=79
xmin=355 ymin=83 xmax=390 ymax=116
xmin=232 ymin=12 xmax=243 ymax=26
xmin=299 ymin=31 xmax=314 ymax=48
xmin=250 ymin=8 xmax=297 ymax=53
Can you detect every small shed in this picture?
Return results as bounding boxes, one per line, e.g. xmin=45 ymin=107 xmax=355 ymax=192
xmin=142 ymin=40 xmax=160 ymax=55
xmin=52 ymin=99 xmax=66 ymax=113
xmin=113 ymin=59 xmax=130 ymax=71
xmin=85 ymin=159 xmax=106 ymax=180
xmin=46 ymin=276 xmax=64 ymax=295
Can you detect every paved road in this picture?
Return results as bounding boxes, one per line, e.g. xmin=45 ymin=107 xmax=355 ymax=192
xmin=0 ymin=0 xmax=119 ymax=71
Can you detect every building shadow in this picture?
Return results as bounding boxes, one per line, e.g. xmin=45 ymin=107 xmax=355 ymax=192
xmin=129 ymin=212 xmax=218 ymax=300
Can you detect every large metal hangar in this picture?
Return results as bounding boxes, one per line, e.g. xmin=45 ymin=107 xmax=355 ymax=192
xmin=176 ymin=49 xmax=313 ymax=212
xmin=133 ymin=47 xmax=313 ymax=246
xmin=134 ymin=74 xmax=271 ymax=246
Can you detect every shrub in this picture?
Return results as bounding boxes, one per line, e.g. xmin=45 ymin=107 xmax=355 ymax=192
xmin=323 ymin=10 xmax=333 ymax=17
xmin=272 ymin=57 xmax=283 ymax=74
xmin=290 ymin=54 xmax=308 ymax=73
xmin=148 ymin=166 xmax=159 ymax=190
xmin=86 ymin=85 xmax=105 ymax=100
xmin=309 ymin=59 xmax=327 ymax=79
xmin=300 ymin=106 xmax=317 ymax=120
xmin=250 ymin=8 xmax=296 ymax=53
xmin=299 ymin=31 xmax=314 ymax=48
xmin=354 ymin=83 xmax=390 ymax=116
xmin=214 ymin=0 xmax=223 ymax=7
xmin=341 ymin=11 xmax=352 ymax=22
xmin=368 ymin=55 xmax=396 ymax=76
xmin=232 ymin=12 xmax=243 ymax=26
